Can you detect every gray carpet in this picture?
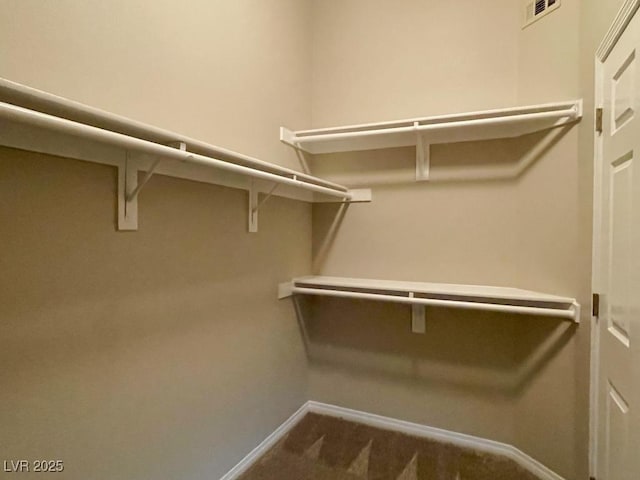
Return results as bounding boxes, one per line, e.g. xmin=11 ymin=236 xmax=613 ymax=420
xmin=239 ymin=413 xmax=542 ymax=480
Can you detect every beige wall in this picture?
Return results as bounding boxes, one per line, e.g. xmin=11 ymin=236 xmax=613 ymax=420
xmin=307 ymin=1 xmax=603 ymax=479
xmin=310 ymin=0 xmax=519 ymax=127
xmin=0 ymin=148 xmax=311 ymax=479
xmin=1 ymin=1 xmax=633 ymax=479
xmin=0 ymin=1 xmax=313 ymax=478
xmin=514 ymin=1 xmax=585 ymax=477
xmin=308 ymin=0 xmax=521 ymax=445
xmin=513 ymin=1 xmax=629 ymax=478
xmin=0 ymin=0 xmax=310 ymax=171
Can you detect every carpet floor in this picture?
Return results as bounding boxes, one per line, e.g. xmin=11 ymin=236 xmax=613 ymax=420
xmin=238 ymin=413 xmax=543 ymax=480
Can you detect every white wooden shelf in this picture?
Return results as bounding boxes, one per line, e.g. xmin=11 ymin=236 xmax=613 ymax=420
xmin=0 ymin=78 xmax=371 ymax=232
xmin=279 ymin=276 xmax=580 ymax=323
xmin=281 ymin=100 xmax=583 ymax=181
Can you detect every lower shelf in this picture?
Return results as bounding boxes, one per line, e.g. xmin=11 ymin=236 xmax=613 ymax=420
xmin=278 ymin=276 xmax=580 ymax=322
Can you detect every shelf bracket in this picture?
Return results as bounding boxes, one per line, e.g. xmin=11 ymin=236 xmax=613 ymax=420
xmin=415 ymin=123 xmax=430 ymax=181
xmin=126 ymin=158 xmax=162 ymax=202
xmin=118 ymin=153 xmax=139 ymax=231
xmin=249 ymin=181 xmax=259 ymax=233
xmin=571 ymin=301 xmax=581 ymax=323
xmin=278 ymin=282 xmax=294 ymax=299
xmin=249 ymin=181 xmax=280 ymax=233
xmin=117 ymin=142 xmax=187 ymax=231
xmin=127 ymin=141 xmax=186 ymax=202
xmin=409 ymin=292 xmax=426 ymax=333
xmin=253 ymin=183 xmax=280 ymax=214
xmin=280 ymin=127 xmax=299 ymax=149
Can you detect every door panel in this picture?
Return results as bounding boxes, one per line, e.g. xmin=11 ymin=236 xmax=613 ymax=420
xmin=605 ymin=382 xmax=631 ymax=480
xmin=596 ymin=7 xmax=640 ymax=480
xmin=612 ymin=50 xmax=635 ymax=133
xmin=608 ymin=151 xmax=632 ymax=347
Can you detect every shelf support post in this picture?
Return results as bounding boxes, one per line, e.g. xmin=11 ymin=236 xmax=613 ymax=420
xmin=571 ymin=301 xmax=581 ymax=323
xmin=249 ymin=181 xmax=280 ymax=233
xmin=127 ymin=141 xmax=186 ymax=202
xmin=249 ymin=181 xmax=259 ymax=233
xmin=118 ymin=152 xmax=139 ymax=231
xmin=278 ymin=282 xmax=293 ymax=299
xmin=117 ymin=141 xmax=187 ymax=231
xmin=410 ymin=292 xmax=426 ymax=333
xmin=126 ymin=158 xmax=162 ymax=202
xmin=415 ymin=123 xmax=430 ymax=181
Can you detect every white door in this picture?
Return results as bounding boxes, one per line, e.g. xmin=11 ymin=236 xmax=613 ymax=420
xmin=594 ymin=7 xmax=640 ymax=480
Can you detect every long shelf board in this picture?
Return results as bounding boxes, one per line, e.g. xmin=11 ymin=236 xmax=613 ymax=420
xmin=279 ymin=276 xmax=580 ymax=322
xmin=281 ymin=100 xmax=583 ymax=155
xmin=0 ymin=78 xmax=371 ymax=231
xmin=0 ymin=78 xmax=342 ymax=191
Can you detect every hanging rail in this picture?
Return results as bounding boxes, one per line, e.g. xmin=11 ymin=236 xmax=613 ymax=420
xmin=289 ymin=107 xmax=580 ymax=144
xmin=0 ymin=78 xmax=374 ymax=231
xmin=281 ymin=100 xmax=582 ymax=181
xmin=290 ymin=286 xmax=579 ymax=321
xmin=278 ymin=276 xmax=580 ymax=323
xmin=0 ymin=78 xmax=347 ymax=192
xmin=0 ymin=102 xmax=353 ymax=200
xmin=0 ymin=97 xmax=374 ymax=231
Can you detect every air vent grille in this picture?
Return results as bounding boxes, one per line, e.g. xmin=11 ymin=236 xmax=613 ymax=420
xmin=523 ymin=0 xmax=561 ymax=28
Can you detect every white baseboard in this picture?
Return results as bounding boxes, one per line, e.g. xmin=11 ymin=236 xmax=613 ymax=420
xmin=218 ymin=403 xmax=309 ymax=480
xmin=220 ymin=401 xmax=566 ymax=480
xmin=307 ymin=401 xmax=565 ymax=480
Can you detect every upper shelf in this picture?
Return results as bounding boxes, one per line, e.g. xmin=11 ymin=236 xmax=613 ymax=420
xmin=0 ymin=78 xmax=339 ymax=188
xmin=0 ymin=78 xmax=371 ymax=231
xmin=281 ymin=101 xmax=583 ymax=155
xmin=279 ymin=276 xmax=580 ymax=322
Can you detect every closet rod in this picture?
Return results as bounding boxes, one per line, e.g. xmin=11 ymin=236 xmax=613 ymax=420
xmin=293 ymin=107 xmax=579 ymax=144
xmin=292 ymin=287 xmax=579 ymax=321
xmin=0 ymin=78 xmax=346 ymax=192
xmin=0 ymin=102 xmax=353 ymax=200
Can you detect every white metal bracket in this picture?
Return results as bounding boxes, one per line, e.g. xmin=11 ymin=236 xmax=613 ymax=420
xmin=117 ymin=142 xmax=187 ymax=231
xmin=279 ymin=127 xmax=298 ymax=149
xmin=570 ymin=301 xmax=581 ymax=323
xmin=348 ymin=188 xmax=373 ymax=202
xmin=415 ymin=122 xmax=430 ymax=181
xmin=126 ymin=158 xmax=161 ymax=203
xmin=412 ymin=305 xmax=426 ymax=333
xmin=248 ymin=182 xmax=259 ymax=233
xmin=118 ymin=154 xmax=139 ymax=231
xmin=278 ymin=282 xmax=294 ymax=299
xmin=249 ymin=181 xmax=281 ymax=233
xmin=409 ymin=292 xmax=426 ymax=333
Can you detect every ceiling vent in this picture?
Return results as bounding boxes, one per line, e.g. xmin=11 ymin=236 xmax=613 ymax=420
xmin=523 ymin=0 xmax=560 ymax=28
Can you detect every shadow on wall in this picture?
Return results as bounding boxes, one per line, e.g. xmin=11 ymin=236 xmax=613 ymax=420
xmin=310 ymin=123 xmax=578 ymax=274
xmin=311 ymin=202 xmax=350 ymax=274
xmin=293 ymin=296 xmax=577 ymax=399
xmin=309 ymin=123 xmax=576 ymax=187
